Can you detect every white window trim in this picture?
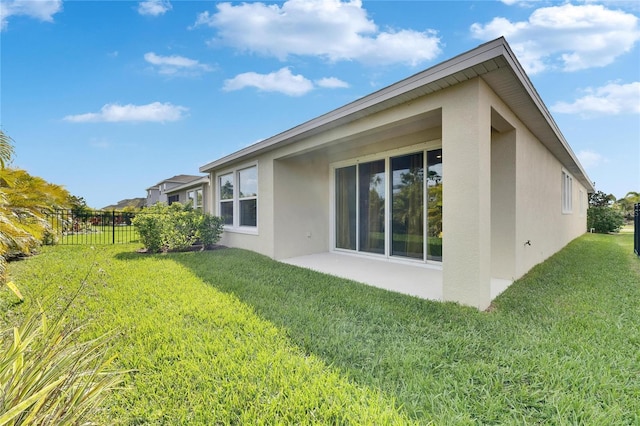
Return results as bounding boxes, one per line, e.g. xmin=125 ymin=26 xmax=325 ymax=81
xmin=562 ymin=169 xmax=573 ymax=214
xmin=187 ymin=188 xmax=204 ymax=210
xmin=216 ymin=162 xmax=259 ymax=234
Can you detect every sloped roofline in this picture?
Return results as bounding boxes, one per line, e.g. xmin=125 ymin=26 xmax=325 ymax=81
xmin=164 ymin=175 xmax=210 ymax=194
xmin=200 ymin=37 xmax=593 ymax=192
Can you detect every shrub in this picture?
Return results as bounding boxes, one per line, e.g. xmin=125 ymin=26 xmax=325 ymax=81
xmin=198 ymin=214 xmax=224 ymax=249
xmin=131 ymin=204 xmax=166 ymax=252
xmin=587 ymin=206 xmax=625 ymax=233
xmin=132 ymin=203 xmax=224 ymax=252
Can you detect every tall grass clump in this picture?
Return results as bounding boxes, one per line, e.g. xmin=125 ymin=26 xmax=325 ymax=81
xmin=1 ymin=259 xmax=125 ymax=425
xmin=0 ymin=309 xmax=124 ymax=425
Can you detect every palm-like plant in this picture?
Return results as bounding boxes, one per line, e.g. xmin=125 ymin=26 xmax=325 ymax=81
xmin=0 ymin=130 xmax=14 ymax=169
xmin=0 ymin=131 xmax=70 ymax=281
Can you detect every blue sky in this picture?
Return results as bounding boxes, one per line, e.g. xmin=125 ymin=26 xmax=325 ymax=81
xmin=1 ymin=0 xmax=639 ymax=208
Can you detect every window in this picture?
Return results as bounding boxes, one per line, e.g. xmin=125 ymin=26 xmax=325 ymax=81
xmin=219 ymin=173 xmax=234 ymax=225
xmin=187 ymin=189 xmax=203 ymax=211
xmin=167 ymin=194 xmax=179 ymax=205
xmin=562 ymin=170 xmax=573 ymax=213
xmin=218 ymin=164 xmax=258 ymax=229
xmin=334 ymin=148 xmax=442 ymax=262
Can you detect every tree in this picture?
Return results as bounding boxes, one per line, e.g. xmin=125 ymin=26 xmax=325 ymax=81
xmin=589 ymin=190 xmax=616 ymax=207
xmin=0 ymin=129 xmax=14 ymax=169
xmin=587 ymin=191 xmax=624 ymax=233
xmin=0 ymin=131 xmax=71 ymax=281
xmin=616 ymin=191 xmax=640 ymax=221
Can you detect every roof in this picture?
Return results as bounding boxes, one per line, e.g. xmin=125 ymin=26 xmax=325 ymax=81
xmin=164 ymin=176 xmax=210 ymax=194
xmin=200 ymin=37 xmax=593 ymax=192
xmin=145 ymin=174 xmax=203 ymax=191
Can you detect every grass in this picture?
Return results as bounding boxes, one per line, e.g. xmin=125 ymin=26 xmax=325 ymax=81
xmin=2 ymin=233 xmax=640 ymax=424
xmin=58 ymin=225 xmax=139 ymax=245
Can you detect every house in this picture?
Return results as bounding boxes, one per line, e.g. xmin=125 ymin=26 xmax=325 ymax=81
xmin=199 ymin=37 xmax=593 ymax=310
xmin=102 ymin=197 xmax=146 ymax=211
xmin=164 ymin=175 xmax=210 ymax=212
xmin=145 ymin=175 xmax=203 ymax=207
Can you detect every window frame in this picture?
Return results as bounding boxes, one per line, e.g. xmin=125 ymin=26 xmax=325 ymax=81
xmin=187 ymin=188 xmax=204 ymax=211
xmin=330 ymin=142 xmax=442 ymax=265
xmin=216 ymin=162 xmax=259 ymax=233
xmin=562 ymin=169 xmax=573 ymax=214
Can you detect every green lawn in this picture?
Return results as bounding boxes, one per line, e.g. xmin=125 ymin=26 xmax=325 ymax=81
xmin=2 ymin=233 xmax=639 ymax=424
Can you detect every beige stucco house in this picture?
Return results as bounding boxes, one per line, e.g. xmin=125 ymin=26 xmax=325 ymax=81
xmin=164 ymin=176 xmax=210 ymax=212
xmin=145 ymin=174 xmax=204 ymax=208
xmin=200 ymin=37 xmax=593 ymax=310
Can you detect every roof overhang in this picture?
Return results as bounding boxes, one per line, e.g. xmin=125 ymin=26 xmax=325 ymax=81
xmin=200 ymin=37 xmax=593 ymax=192
xmin=164 ymin=176 xmax=210 ymax=194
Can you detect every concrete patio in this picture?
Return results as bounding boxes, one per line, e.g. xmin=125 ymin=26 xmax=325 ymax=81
xmin=282 ymin=252 xmax=513 ymax=302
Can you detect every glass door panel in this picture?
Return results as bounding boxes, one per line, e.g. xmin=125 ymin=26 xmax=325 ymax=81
xmin=427 ymin=149 xmax=443 ymax=261
xmin=358 ymin=160 xmax=385 ymax=254
xmin=391 ymin=153 xmax=424 ymax=259
xmin=335 ymin=166 xmax=356 ymax=250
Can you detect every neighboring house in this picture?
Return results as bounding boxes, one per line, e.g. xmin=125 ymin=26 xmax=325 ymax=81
xmin=199 ymin=37 xmax=594 ymax=310
xmin=102 ymin=198 xmax=146 ymax=211
xmin=145 ymin=175 xmax=203 ymax=207
xmin=164 ymin=175 xmax=210 ymax=212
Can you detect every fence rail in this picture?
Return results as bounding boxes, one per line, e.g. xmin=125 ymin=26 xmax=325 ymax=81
xmin=635 ymin=203 xmax=639 ymax=257
xmin=48 ymin=209 xmax=139 ymax=245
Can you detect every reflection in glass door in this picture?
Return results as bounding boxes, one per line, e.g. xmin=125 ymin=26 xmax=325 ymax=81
xmin=391 ymin=153 xmax=424 ymax=259
xmin=334 ymin=148 xmax=442 ymax=262
xmin=359 ymin=160 xmax=385 ymax=254
xmin=427 ymin=149 xmax=443 ymax=261
xmin=335 ymin=166 xmax=356 ymax=250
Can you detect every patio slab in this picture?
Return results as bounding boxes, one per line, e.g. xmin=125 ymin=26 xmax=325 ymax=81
xmin=282 ymin=252 xmax=444 ymax=301
xmin=282 ymin=252 xmax=514 ymax=303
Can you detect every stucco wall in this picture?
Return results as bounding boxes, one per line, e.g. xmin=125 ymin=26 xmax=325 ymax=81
xmin=514 ymin=125 xmax=588 ymax=278
xmin=483 ymin=80 xmax=588 ymax=280
xmin=273 ymin=153 xmax=330 ymax=259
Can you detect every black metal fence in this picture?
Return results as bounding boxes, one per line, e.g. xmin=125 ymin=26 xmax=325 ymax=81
xmin=635 ymin=203 xmax=639 ymax=257
xmin=48 ymin=209 xmax=139 ymax=245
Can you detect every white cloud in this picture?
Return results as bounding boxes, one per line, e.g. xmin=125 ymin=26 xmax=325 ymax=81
xmin=223 ymin=68 xmax=314 ymax=97
xmin=1 ymin=0 xmax=62 ymax=31
xmin=138 ymin=0 xmax=172 ymax=17
xmin=144 ymin=52 xmax=212 ymax=75
xmin=193 ymin=0 xmax=441 ymax=66
xmin=470 ymin=4 xmax=640 ymax=74
xmin=315 ymin=77 xmax=350 ymax=89
xmin=63 ymin=102 xmax=188 ymax=123
xmin=551 ymin=82 xmax=640 ymax=116
xmin=577 ymin=150 xmax=606 ymax=169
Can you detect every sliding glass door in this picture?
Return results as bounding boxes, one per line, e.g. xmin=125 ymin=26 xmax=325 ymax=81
xmin=335 ymin=166 xmax=356 ymax=250
xmin=427 ymin=149 xmax=443 ymax=261
xmin=334 ymin=148 xmax=442 ymax=262
xmin=359 ymin=160 xmax=385 ymax=254
xmin=391 ymin=153 xmax=424 ymax=259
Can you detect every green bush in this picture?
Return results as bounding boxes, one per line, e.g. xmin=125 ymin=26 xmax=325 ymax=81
xmin=131 ymin=204 xmax=166 ymax=252
xmin=197 ymin=214 xmax=224 ymax=248
xmin=132 ymin=203 xmax=224 ymax=252
xmin=587 ymin=206 xmax=625 ymax=233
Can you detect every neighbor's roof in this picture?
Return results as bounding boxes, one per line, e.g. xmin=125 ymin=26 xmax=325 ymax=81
xmin=145 ymin=174 xmax=203 ymax=191
xmin=200 ymin=37 xmax=593 ymax=192
xmin=164 ymin=175 xmax=210 ymax=194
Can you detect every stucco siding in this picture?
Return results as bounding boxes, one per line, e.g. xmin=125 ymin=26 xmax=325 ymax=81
xmin=273 ymin=153 xmax=330 ymax=259
xmin=441 ymin=79 xmax=493 ymax=309
xmin=514 ymin=127 xmax=588 ymax=277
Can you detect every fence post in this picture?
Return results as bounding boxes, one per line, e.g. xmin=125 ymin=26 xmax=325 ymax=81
xmin=112 ymin=210 xmax=116 ymax=244
xmin=634 ymin=203 xmax=639 ymax=257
